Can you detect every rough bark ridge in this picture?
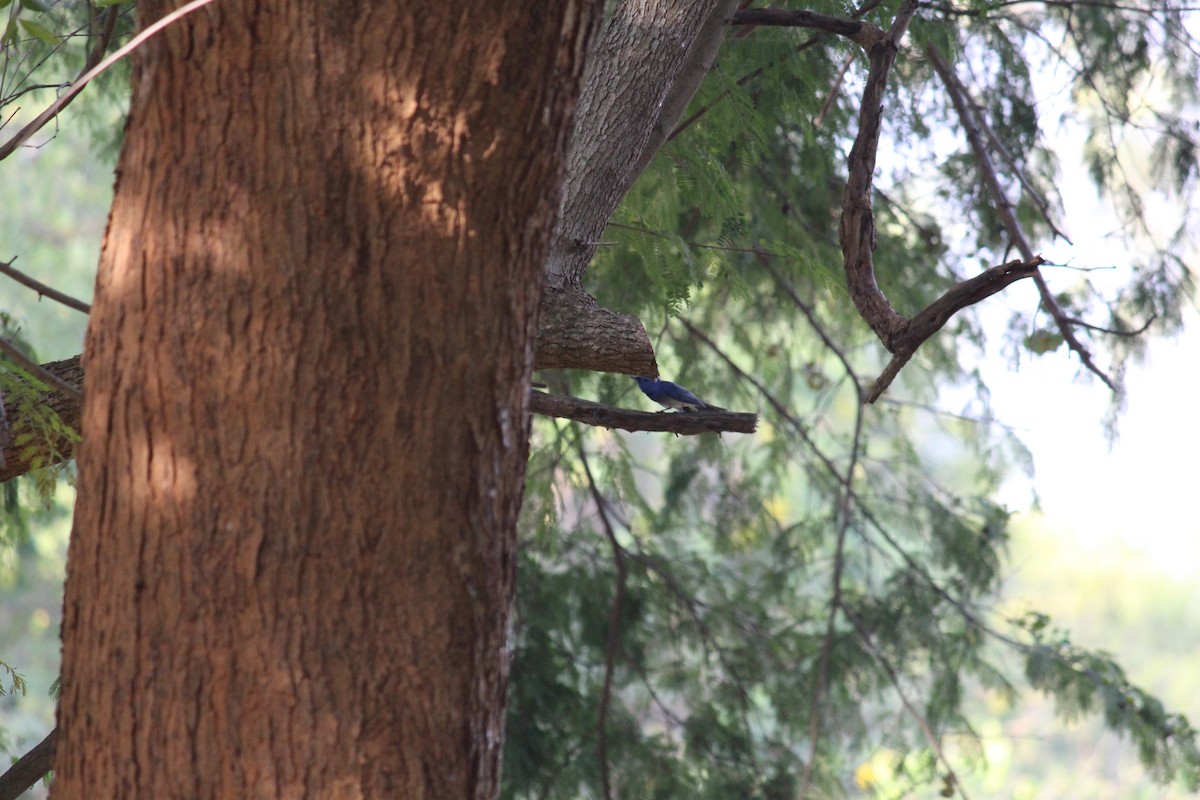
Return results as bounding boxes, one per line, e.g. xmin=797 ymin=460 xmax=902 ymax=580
xmin=52 ymin=1 xmax=599 ymax=798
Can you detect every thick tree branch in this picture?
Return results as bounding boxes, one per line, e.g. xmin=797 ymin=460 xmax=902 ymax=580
xmin=536 ymin=0 xmax=741 ymax=374
xmin=531 ymin=390 xmax=756 ymax=435
xmin=0 ymin=728 xmax=55 ymax=800
xmin=0 ymin=358 xmax=757 ymax=486
xmin=534 ymin=287 xmax=657 ymax=374
xmin=632 ymin=0 xmax=739 ymax=179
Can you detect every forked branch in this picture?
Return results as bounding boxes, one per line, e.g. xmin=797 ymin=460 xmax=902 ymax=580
xmin=729 ymin=3 xmax=1060 ymax=398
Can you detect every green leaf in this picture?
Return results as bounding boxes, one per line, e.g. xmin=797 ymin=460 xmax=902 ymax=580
xmin=18 ymin=17 xmax=60 ymax=45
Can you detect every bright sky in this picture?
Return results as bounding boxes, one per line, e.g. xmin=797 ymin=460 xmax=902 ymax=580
xmin=991 ymin=305 xmax=1200 ymax=579
xmin=907 ymin=29 xmax=1200 ymax=582
xmin=980 ymin=84 xmax=1200 ymax=579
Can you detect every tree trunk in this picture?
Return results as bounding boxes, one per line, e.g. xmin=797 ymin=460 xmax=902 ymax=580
xmin=52 ymin=1 xmax=599 ymax=798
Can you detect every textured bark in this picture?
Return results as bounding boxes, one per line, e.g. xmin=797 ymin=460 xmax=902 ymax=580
xmin=0 ymin=356 xmax=82 ymax=484
xmin=535 ymin=288 xmax=658 ymax=374
xmin=53 ymin=2 xmax=599 ymax=799
xmin=535 ymin=0 xmax=741 ymax=374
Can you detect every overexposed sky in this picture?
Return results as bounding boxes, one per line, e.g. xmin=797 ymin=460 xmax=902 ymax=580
xmin=992 ymin=308 xmax=1200 ymax=577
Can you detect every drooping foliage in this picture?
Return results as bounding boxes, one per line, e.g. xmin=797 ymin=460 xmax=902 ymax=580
xmin=509 ymin=0 xmax=1199 ymax=797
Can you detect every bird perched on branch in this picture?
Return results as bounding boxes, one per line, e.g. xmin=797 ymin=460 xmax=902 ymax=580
xmin=633 ymin=376 xmax=718 ymax=412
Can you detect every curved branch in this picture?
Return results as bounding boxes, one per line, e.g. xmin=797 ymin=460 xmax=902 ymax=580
xmin=838 ymin=0 xmax=921 ymax=347
xmin=1066 ymin=313 xmax=1156 ymax=337
xmin=832 ymin=3 xmax=1061 ymax=400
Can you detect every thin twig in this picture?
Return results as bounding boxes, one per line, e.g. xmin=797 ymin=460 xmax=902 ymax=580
xmin=578 ymin=444 xmax=625 ymax=800
xmin=789 ymin=289 xmax=867 ymax=794
xmin=667 ymin=35 xmax=823 ymax=142
xmin=625 ymin=545 xmax=760 ymax=737
xmin=926 ymin=44 xmax=1118 ymax=392
xmin=756 ymin=252 xmax=861 ymax=389
xmin=0 ymin=384 xmax=8 ymax=469
xmin=814 ymin=50 xmax=856 ymax=127
xmin=1066 ymin=313 xmax=1155 ymax=337
xmin=0 ymin=257 xmax=91 ymax=314
xmin=0 ymin=0 xmax=220 ymax=161
xmin=967 ymin=93 xmax=1073 ymax=244
xmin=678 ymin=318 xmax=1022 ymax=677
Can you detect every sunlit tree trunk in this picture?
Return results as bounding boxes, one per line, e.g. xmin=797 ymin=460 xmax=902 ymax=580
xmin=52 ymin=1 xmax=599 ymax=797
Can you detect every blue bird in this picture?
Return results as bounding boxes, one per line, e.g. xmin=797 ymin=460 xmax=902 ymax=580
xmin=634 ymin=376 xmax=711 ymax=412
